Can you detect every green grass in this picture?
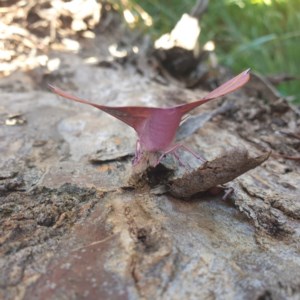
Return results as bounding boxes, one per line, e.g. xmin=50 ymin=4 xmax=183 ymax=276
xmin=123 ymin=0 xmax=300 ymax=103
xmin=200 ymin=0 xmax=300 ymax=102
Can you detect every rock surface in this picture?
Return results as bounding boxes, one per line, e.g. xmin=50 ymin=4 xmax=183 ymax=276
xmin=1 ymin=21 xmax=300 ymax=300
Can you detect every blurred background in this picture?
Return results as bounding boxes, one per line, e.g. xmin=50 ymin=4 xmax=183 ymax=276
xmin=1 ymin=0 xmax=299 ymax=102
xmin=126 ymin=0 xmax=300 ymax=102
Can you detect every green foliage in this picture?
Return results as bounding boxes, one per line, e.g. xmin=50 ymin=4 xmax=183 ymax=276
xmin=200 ymin=0 xmax=300 ymax=102
xmin=125 ymin=0 xmax=300 ymax=102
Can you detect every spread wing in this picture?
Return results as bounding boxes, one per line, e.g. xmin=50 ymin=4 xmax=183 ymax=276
xmin=49 ymin=85 xmax=155 ymax=132
xmin=177 ymin=69 xmax=250 ymax=115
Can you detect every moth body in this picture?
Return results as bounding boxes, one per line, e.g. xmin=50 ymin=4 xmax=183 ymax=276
xmin=49 ymin=69 xmax=250 ymax=166
xmin=140 ymin=108 xmax=182 ymax=152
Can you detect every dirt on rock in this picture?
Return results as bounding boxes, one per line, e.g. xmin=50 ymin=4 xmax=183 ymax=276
xmin=1 ymin=2 xmax=300 ymax=300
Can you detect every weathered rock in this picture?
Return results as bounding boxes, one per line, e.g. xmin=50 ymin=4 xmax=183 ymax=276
xmin=168 ymin=148 xmax=270 ymax=198
xmin=1 ymin=17 xmax=300 ymax=300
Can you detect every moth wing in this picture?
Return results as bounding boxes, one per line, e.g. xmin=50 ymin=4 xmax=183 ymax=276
xmin=49 ymin=85 xmax=154 ymax=131
xmin=100 ymin=106 xmax=156 ymax=132
xmin=177 ymin=69 xmax=250 ymax=114
xmin=202 ymin=68 xmax=250 ymax=100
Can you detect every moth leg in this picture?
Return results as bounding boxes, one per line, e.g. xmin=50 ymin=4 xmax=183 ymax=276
xmin=158 ymin=144 xmax=206 ymax=164
xmin=132 ymin=139 xmax=142 ymax=165
xmin=222 ymin=186 xmax=234 ymax=201
xmin=172 ymin=150 xmax=186 ymax=167
xmin=176 ymin=144 xmax=207 ymax=162
xmin=155 ymin=145 xmax=182 ymax=166
xmin=155 ymin=153 xmax=166 ymax=166
xmin=155 ymin=144 xmax=205 ymax=167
